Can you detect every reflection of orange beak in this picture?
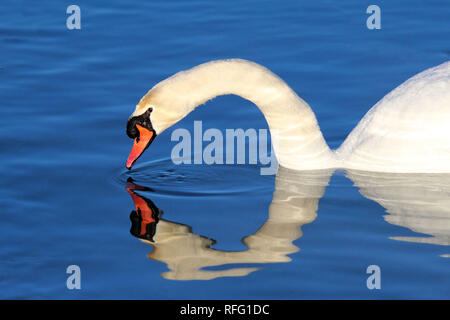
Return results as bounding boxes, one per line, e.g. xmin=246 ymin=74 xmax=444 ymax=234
xmin=126 ymin=124 xmax=154 ymax=170
xmin=126 ymin=179 xmax=160 ymax=241
xmin=126 ymin=183 xmax=156 ymax=227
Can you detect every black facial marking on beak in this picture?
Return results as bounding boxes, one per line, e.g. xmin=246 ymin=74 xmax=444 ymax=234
xmin=126 ymin=108 xmax=154 ymax=139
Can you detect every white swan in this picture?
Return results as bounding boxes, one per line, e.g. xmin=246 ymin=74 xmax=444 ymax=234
xmin=126 ymin=59 xmax=450 ymax=173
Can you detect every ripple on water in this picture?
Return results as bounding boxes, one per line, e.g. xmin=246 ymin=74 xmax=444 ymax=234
xmin=112 ymin=157 xmax=275 ymax=197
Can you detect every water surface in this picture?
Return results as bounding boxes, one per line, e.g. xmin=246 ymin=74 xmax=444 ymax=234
xmin=0 ymin=0 xmax=449 ymax=299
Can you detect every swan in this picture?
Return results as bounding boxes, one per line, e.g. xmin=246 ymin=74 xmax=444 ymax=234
xmin=126 ymin=59 xmax=450 ymax=173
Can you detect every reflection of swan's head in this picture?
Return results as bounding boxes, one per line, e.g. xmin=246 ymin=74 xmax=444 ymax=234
xmin=126 ymin=178 xmax=161 ymax=242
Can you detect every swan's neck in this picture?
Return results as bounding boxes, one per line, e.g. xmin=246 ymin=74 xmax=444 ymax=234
xmin=145 ymin=59 xmax=336 ymax=170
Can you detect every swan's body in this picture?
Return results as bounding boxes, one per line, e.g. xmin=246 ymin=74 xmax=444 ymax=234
xmin=127 ymin=59 xmax=450 ymax=173
xmin=338 ymin=62 xmax=450 ymax=172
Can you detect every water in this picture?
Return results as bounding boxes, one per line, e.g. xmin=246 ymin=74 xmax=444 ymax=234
xmin=1 ymin=0 xmax=449 ymax=299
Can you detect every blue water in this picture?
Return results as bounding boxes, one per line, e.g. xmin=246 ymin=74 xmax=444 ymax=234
xmin=1 ymin=0 xmax=449 ymax=299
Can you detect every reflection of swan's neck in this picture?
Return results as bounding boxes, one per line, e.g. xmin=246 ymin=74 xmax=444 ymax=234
xmin=243 ymin=168 xmax=332 ymax=256
xmin=140 ymin=168 xmax=332 ymax=280
xmin=146 ymin=59 xmax=336 ymax=170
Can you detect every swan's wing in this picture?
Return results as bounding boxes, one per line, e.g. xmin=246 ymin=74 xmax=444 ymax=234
xmin=338 ymin=61 xmax=450 ymax=172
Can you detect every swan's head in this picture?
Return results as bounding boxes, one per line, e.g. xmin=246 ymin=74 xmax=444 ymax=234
xmin=126 ymin=105 xmax=156 ymax=169
xmin=126 ymin=87 xmax=184 ymax=169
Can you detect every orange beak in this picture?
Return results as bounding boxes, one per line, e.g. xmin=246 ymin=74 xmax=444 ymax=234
xmin=126 ymin=124 xmax=154 ymax=169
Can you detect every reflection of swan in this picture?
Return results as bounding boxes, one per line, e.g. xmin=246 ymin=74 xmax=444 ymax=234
xmin=124 ymin=168 xmax=450 ymax=281
xmin=347 ymin=170 xmax=450 ymax=253
xmin=125 ymin=59 xmax=450 ymax=172
xmin=125 ymin=168 xmax=332 ymax=280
